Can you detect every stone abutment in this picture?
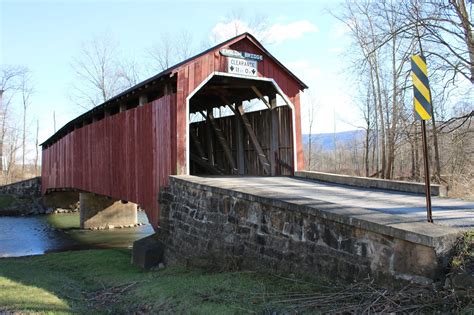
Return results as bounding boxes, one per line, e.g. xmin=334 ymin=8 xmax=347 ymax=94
xmin=157 ymin=176 xmax=460 ymax=285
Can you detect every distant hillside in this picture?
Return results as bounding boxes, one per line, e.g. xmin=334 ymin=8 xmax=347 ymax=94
xmin=303 ymin=130 xmax=365 ymax=150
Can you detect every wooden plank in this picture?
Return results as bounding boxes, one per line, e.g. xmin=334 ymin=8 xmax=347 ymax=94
xmin=234 ymin=106 xmax=245 ymax=175
xmin=229 ymin=104 xmax=271 ymax=175
xmin=176 ymin=68 xmax=187 ymax=175
xmin=190 ymin=128 xmax=207 ymax=159
xmin=190 ymin=153 xmax=223 ymax=175
xmin=206 ymin=110 xmax=237 ymax=173
xmin=219 ymin=93 xmax=244 ymax=173
xmin=251 ymin=86 xmax=271 ymax=109
xmin=270 ymin=94 xmax=279 ymax=176
xmin=205 ymin=117 xmax=215 ymax=166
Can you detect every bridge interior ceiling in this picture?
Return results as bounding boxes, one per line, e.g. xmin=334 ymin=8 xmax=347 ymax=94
xmin=189 ymin=76 xmax=294 ymax=176
xmin=189 ymin=76 xmax=275 ymax=113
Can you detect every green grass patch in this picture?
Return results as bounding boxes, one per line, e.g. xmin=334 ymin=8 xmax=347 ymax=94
xmin=0 ymin=249 xmax=327 ymax=314
xmin=0 ymin=194 xmax=16 ymax=210
xmin=45 ymin=213 xmax=152 ymax=248
xmin=46 ymin=213 xmax=80 ymax=229
xmin=0 ymin=248 xmax=468 ymax=314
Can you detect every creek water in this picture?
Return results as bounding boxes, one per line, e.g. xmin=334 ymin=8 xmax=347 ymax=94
xmin=0 ymin=211 xmax=153 ymax=258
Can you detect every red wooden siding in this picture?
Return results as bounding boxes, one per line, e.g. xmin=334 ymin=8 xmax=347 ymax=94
xmin=41 ymin=95 xmax=175 ymax=228
xmin=175 ymin=37 xmax=303 ymax=174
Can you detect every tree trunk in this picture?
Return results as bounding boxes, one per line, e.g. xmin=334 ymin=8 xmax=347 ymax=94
xmin=414 ymin=121 xmax=420 ymax=180
xmin=386 ymin=36 xmax=399 ymax=179
xmin=35 ymin=119 xmax=39 ymax=176
xmin=22 ymin=104 xmax=26 ymax=174
xmin=373 ymin=61 xmax=386 ymax=179
xmin=410 ymin=133 xmax=416 ymax=178
xmin=0 ymin=90 xmax=3 ymax=174
xmin=368 ymin=68 xmax=379 ymax=177
xmin=451 ymin=0 xmax=474 ymax=83
xmin=365 ymin=129 xmax=370 ymax=177
xmin=430 ymin=106 xmax=442 ymax=183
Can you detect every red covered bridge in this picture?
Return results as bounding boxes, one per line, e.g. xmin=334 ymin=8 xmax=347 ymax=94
xmin=41 ymin=33 xmax=307 ymax=229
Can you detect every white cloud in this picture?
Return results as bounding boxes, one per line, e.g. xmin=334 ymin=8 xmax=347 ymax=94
xmin=210 ymin=19 xmax=318 ymax=45
xmin=264 ymin=20 xmax=318 ymax=45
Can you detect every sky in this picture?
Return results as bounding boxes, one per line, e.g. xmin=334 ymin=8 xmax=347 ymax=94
xmin=1 ymin=0 xmax=360 ymax=147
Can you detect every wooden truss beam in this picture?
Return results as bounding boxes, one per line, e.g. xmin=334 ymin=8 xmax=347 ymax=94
xmin=228 ymin=103 xmax=271 ymax=175
xmin=234 ymin=108 xmax=245 ymax=175
xmin=202 ymin=110 xmax=238 ymax=174
xmin=251 ymin=86 xmax=271 ymax=109
xmin=219 ymin=95 xmax=245 ymax=175
xmin=269 ymin=94 xmax=279 ymax=176
xmin=190 ymin=129 xmax=207 ymax=160
xmin=190 ymin=153 xmax=223 ymax=175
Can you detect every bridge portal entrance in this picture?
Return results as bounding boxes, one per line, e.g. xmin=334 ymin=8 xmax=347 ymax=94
xmin=188 ymin=74 xmax=296 ymax=176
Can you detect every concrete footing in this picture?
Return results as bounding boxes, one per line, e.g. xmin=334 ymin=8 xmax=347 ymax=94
xmin=79 ymin=193 xmax=137 ymax=229
xmin=132 ymin=234 xmax=165 ymax=269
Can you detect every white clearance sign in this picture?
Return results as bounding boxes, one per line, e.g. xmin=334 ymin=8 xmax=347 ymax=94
xmin=227 ymin=57 xmax=258 ymax=77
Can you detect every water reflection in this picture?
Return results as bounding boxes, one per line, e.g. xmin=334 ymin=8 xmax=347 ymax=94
xmin=0 ymin=212 xmax=153 ymax=258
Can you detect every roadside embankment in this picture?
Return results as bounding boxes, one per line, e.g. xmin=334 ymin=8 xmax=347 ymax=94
xmin=0 ymin=177 xmax=47 ymax=215
xmin=0 ymin=248 xmax=471 ymax=314
xmin=0 ymin=177 xmax=78 ymax=216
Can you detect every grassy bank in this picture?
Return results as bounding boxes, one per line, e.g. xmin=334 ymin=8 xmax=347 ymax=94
xmin=0 ymin=249 xmax=470 ymax=314
xmin=0 ymin=249 xmax=325 ymax=314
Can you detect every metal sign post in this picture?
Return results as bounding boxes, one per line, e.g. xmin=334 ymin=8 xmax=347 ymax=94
xmin=411 ymin=55 xmax=433 ymax=223
xmin=421 ymin=120 xmax=433 ymax=222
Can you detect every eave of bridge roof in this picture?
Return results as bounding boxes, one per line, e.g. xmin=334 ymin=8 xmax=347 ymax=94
xmin=41 ymin=32 xmax=307 ymax=147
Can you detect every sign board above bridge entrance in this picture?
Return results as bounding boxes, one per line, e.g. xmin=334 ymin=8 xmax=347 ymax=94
xmin=220 ymin=49 xmax=263 ymax=61
xmin=227 ymin=57 xmax=258 ymax=76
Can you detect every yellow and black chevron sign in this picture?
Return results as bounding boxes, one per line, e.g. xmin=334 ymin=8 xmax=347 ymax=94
xmin=411 ymin=55 xmax=432 ymax=120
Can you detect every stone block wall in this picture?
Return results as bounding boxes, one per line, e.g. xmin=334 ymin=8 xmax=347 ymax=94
xmin=0 ymin=177 xmax=80 ymax=215
xmin=0 ymin=177 xmax=41 ymax=196
xmin=0 ymin=177 xmax=46 ymax=215
xmin=159 ymin=176 xmax=458 ymax=285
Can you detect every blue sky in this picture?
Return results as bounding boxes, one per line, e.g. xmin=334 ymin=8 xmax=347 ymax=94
xmin=1 ymin=0 xmax=359 ymax=146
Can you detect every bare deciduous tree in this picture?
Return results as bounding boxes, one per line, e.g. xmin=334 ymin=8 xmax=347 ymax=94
xmin=3 ymin=124 xmax=21 ymax=181
xmin=148 ymin=30 xmax=197 ymax=72
xmin=19 ymin=70 xmax=33 ymax=174
xmin=34 ymin=119 xmax=39 ymax=176
xmin=176 ymin=30 xmax=195 ymax=61
xmin=0 ymin=66 xmax=29 ymax=177
xmin=212 ymin=9 xmax=269 ymax=44
xmin=304 ymin=91 xmax=318 ymax=170
xmin=71 ymin=34 xmax=141 ymax=109
xmin=316 ymin=0 xmax=473 ymax=198
xmin=148 ymin=32 xmax=176 ymax=72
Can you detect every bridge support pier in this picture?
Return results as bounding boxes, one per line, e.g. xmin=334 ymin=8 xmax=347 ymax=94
xmin=79 ymin=193 xmax=137 ymax=229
